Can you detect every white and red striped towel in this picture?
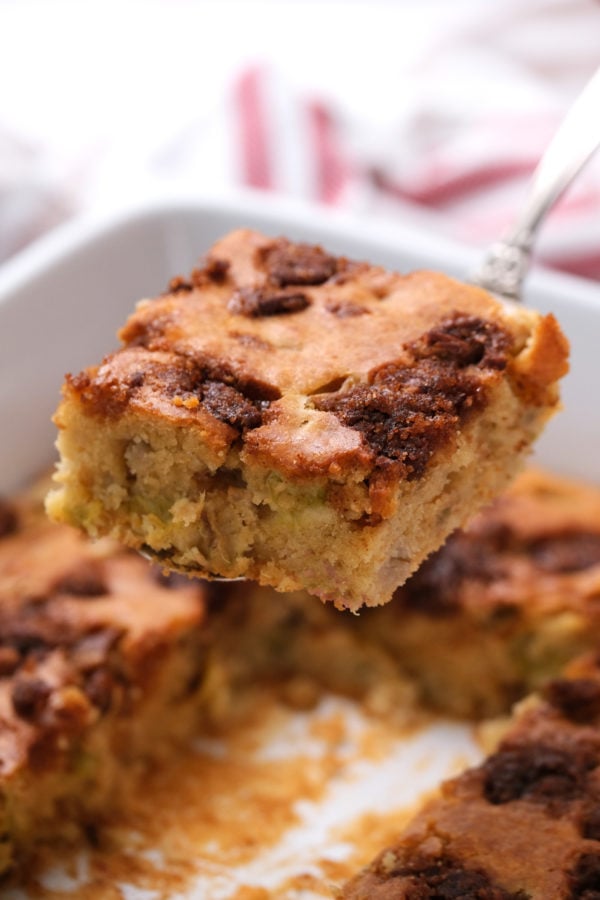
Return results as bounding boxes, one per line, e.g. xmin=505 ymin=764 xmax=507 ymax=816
xmin=1 ymin=0 xmax=599 ymax=281
xmin=231 ymin=59 xmax=600 ymax=280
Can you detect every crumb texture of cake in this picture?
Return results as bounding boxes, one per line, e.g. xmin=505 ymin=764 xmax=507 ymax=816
xmin=362 ymin=468 xmax=600 ymax=717
xmin=47 ymin=229 xmax=569 ymax=608
xmin=339 ymin=652 xmax=600 ymax=899
xmin=205 ymin=580 xmax=418 ymax=720
xmin=0 ymin=482 xmax=215 ymax=878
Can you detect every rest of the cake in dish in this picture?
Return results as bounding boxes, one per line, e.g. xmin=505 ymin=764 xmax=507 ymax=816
xmin=339 ymin=651 xmax=600 ymax=899
xmin=361 ymin=468 xmax=600 ymax=717
xmin=46 ymin=229 xmax=568 ymax=609
xmin=0 ymin=481 xmax=216 ymax=877
xmin=205 ymin=580 xmax=418 ymax=719
xmin=4 ymin=466 xmax=600 ymax=891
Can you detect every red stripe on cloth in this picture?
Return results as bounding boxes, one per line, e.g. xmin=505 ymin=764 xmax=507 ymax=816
xmin=551 ymin=186 xmax=600 ymax=217
xmin=235 ymin=67 xmax=273 ymax=190
xmin=453 ymin=186 xmax=600 ymax=241
xmin=307 ymin=100 xmax=347 ymax=205
xmin=372 ymin=161 xmax=537 ymax=208
xmin=543 ymin=251 xmax=600 ymax=280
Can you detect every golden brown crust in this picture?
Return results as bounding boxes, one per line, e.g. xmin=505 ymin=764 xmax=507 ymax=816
xmin=63 ymin=230 xmax=567 ymax=485
xmin=508 ymin=312 xmax=570 ymax=406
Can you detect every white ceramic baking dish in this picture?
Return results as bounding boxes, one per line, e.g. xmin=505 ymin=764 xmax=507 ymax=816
xmin=0 ymin=190 xmax=598 ymax=897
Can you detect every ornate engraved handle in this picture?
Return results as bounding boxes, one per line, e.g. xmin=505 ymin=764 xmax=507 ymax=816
xmin=473 ymin=65 xmax=600 ymax=300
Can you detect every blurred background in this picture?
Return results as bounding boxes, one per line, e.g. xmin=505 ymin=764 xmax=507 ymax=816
xmin=0 ymin=0 xmax=599 ymax=280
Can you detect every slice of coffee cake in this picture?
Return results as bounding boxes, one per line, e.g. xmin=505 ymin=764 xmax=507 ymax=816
xmin=339 ymin=652 xmax=600 ymax=899
xmin=0 ymin=483 xmax=215 ymax=877
xmin=47 ymin=229 xmax=568 ymax=609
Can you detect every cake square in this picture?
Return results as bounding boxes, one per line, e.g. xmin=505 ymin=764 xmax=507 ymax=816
xmin=47 ymin=229 xmax=568 ymax=609
xmin=339 ymin=650 xmax=600 ymax=899
xmin=0 ymin=480 xmax=214 ymax=877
